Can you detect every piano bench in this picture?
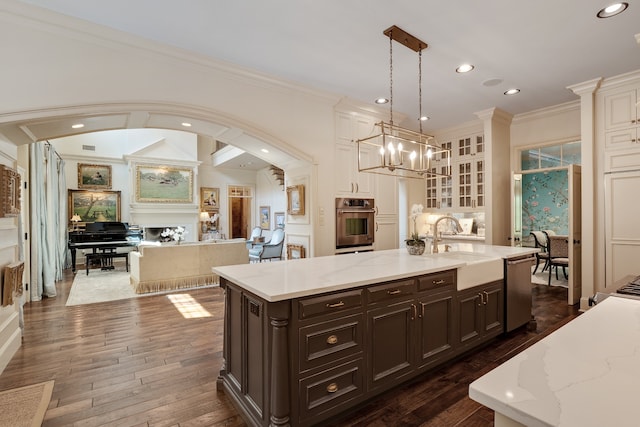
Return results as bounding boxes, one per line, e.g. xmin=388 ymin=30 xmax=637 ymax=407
xmin=85 ymin=252 xmax=129 ymax=275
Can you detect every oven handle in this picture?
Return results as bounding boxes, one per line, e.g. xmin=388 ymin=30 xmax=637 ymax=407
xmin=337 ymin=209 xmax=376 ymax=214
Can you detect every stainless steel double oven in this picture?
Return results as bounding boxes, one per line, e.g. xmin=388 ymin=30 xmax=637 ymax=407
xmin=335 ymin=197 xmax=375 ymax=252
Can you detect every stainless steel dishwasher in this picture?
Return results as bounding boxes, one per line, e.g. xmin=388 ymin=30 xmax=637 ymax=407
xmin=505 ymin=255 xmax=536 ymax=332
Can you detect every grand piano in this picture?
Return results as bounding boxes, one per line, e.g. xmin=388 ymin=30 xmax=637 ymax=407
xmin=68 ymin=222 xmax=143 ymax=273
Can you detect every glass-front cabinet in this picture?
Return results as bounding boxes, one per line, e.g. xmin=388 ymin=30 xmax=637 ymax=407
xmin=426 ymin=133 xmax=484 ymax=211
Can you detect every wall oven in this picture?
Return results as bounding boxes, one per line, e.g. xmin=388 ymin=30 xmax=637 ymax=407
xmin=336 ymin=198 xmax=375 ymax=251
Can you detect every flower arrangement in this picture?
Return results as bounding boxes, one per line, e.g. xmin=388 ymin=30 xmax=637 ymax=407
xmin=161 ymin=226 xmax=187 ymax=243
xmin=406 ymin=204 xmax=424 ymax=244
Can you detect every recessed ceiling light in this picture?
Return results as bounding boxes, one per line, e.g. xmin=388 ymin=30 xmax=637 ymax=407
xmin=71 ymin=123 xmax=84 ymax=129
xmin=181 ymin=122 xmax=192 ymax=127
xmin=375 ymin=97 xmax=389 ymax=104
xmin=597 ymin=2 xmax=628 ymax=18
xmin=456 ymin=64 xmax=474 ymax=73
xmin=504 ymin=88 xmax=521 ymax=95
xmin=261 ymin=148 xmax=269 ymax=153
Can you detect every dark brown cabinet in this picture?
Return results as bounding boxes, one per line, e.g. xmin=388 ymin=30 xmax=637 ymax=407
xmin=219 ymin=271 xmax=502 ymax=427
xmin=457 ymin=280 xmax=504 ymax=351
xmin=367 ymin=272 xmax=456 ymax=392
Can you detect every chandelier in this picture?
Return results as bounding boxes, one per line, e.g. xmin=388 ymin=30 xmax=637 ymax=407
xmin=356 ymin=25 xmax=451 ymax=179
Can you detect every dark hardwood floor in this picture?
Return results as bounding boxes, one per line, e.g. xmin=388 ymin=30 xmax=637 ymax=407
xmin=0 ymin=269 xmax=580 ymax=426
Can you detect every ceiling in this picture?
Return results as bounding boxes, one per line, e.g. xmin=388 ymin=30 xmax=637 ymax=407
xmin=6 ymin=1 xmax=640 ymax=171
xmin=17 ymin=0 xmax=640 ymax=131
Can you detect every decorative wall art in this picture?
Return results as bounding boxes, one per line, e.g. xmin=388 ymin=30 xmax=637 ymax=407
xmin=78 ymin=163 xmax=112 ymax=189
xmin=136 ymin=165 xmax=193 ymax=203
xmin=274 ymin=212 xmax=285 ymax=229
xmin=287 ymin=244 xmax=305 ymax=260
xmin=200 ymin=187 xmax=220 ymax=212
xmin=259 ymin=206 xmax=270 ymax=229
xmin=68 ymin=190 xmax=121 ymax=223
xmin=286 ymin=184 xmax=305 ymax=216
xmin=0 ymin=165 xmax=20 ymax=218
xmin=521 ymin=170 xmax=569 ymax=236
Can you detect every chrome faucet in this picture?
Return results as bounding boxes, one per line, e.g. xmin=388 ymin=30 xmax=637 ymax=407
xmin=432 ymin=216 xmax=463 ymax=253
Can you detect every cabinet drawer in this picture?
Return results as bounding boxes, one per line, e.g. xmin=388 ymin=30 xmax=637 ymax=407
xmin=299 ymin=313 xmax=363 ymax=372
xmin=298 ymin=289 xmax=363 ymax=319
xmin=417 ymin=270 xmax=456 ymax=292
xmin=299 ymin=359 xmax=364 ymax=421
xmin=366 ymin=278 xmax=416 ymax=304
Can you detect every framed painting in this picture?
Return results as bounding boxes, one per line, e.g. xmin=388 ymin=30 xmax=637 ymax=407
xmin=200 ymin=187 xmax=220 ymax=212
xmin=0 ymin=165 xmax=20 ymax=218
xmin=286 ymin=184 xmax=305 ymax=215
xmin=78 ymin=163 xmax=112 ymax=189
xmin=287 ymin=244 xmax=306 ymax=260
xmin=135 ymin=165 xmax=193 ymax=203
xmin=68 ymin=189 xmax=121 ymax=223
xmin=259 ymin=206 xmax=270 ymax=229
xmin=274 ymin=211 xmax=285 ymax=229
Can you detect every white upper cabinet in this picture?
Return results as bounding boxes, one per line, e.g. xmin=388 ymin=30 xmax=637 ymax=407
xmin=427 ymin=132 xmax=484 ymax=211
xmin=456 ymin=134 xmax=484 ymax=158
xmin=335 ymin=112 xmax=374 ymax=197
xmin=603 ymin=87 xmax=640 ymax=151
xmin=604 ymin=88 xmax=639 ymax=131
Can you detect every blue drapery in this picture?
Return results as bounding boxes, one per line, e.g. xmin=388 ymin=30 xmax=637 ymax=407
xmin=29 ymin=142 xmax=65 ymax=300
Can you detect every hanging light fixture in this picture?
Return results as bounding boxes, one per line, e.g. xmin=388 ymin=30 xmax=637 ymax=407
xmin=356 ymin=25 xmax=451 ymax=179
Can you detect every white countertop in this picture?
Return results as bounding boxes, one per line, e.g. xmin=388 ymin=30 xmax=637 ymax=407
xmin=469 ymin=296 xmax=640 ymax=427
xmin=213 ymin=244 xmax=537 ymax=302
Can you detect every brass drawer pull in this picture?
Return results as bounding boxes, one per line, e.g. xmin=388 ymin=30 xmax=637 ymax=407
xmin=433 ymin=279 xmax=446 ymax=285
xmin=326 ymin=301 xmax=345 ymax=309
xmin=387 ymin=289 xmax=401 ymax=295
xmin=326 ymin=335 xmax=338 ymax=345
xmin=327 ymin=383 xmax=339 ymax=393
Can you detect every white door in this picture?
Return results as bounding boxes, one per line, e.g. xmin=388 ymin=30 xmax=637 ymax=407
xmin=568 ymin=165 xmax=582 ymax=305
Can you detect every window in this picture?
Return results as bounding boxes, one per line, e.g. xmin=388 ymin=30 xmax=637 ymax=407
xmin=520 ymin=141 xmax=581 ymax=171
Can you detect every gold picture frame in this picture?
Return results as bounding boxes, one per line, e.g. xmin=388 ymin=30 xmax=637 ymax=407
xmin=200 ymin=187 xmax=220 ymax=212
xmin=78 ymin=163 xmax=112 ymax=189
xmin=135 ymin=165 xmax=193 ymax=203
xmin=259 ymin=206 xmax=270 ymax=229
xmin=68 ymin=189 xmax=121 ymax=223
xmin=287 ymin=244 xmax=306 ymax=260
xmin=286 ymin=184 xmax=305 ymax=216
xmin=0 ymin=165 xmax=21 ymax=218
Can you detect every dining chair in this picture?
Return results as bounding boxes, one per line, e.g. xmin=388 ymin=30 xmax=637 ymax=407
xmin=547 ymin=235 xmax=569 ymax=286
xmin=530 ymin=231 xmax=550 ymax=274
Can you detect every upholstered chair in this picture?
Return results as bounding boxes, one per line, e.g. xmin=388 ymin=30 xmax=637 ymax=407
xmin=248 ymin=228 xmax=285 ymax=262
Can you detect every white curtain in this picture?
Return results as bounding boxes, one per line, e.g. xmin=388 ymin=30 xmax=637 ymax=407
xmin=30 ymin=142 xmax=65 ymax=300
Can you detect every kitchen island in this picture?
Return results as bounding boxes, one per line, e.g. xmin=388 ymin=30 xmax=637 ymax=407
xmin=469 ymin=295 xmax=640 ymax=427
xmin=214 ymin=245 xmax=536 ymax=426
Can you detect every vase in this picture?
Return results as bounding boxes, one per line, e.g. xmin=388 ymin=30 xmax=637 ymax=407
xmin=406 ymin=240 xmax=426 ymax=255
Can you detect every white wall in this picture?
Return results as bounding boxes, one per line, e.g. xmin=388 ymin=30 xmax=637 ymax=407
xmin=0 ymin=2 xmax=338 ymax=253
xmin=0 ymin=137 xmax=22 ymax=373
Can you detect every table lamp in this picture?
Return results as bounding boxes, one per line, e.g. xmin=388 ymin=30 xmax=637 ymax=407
xmin=199 ymin=212 xmax=210 ymax=233
xmin=71 ymin=214 xmax=81 ymax=231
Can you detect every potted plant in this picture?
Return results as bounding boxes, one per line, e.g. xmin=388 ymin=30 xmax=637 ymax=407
xmin=406 ymin=204 xmax=426 ymax=255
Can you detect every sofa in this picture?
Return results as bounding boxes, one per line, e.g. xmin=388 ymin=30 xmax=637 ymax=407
xmin=129 ymin=239 xmax=248 ymax=294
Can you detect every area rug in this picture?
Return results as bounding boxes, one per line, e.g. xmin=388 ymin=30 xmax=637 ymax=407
xmin=531 ymin=265 xmax=568 ymax=288
xmin=66 ymin=270 xmax=216 ymax=306
xmin=0 ymin=380 xmax=54 ymax=427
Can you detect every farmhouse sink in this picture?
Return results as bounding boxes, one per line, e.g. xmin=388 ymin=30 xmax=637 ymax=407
xmin=432 ymin=251 xmax=504 ymax=290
